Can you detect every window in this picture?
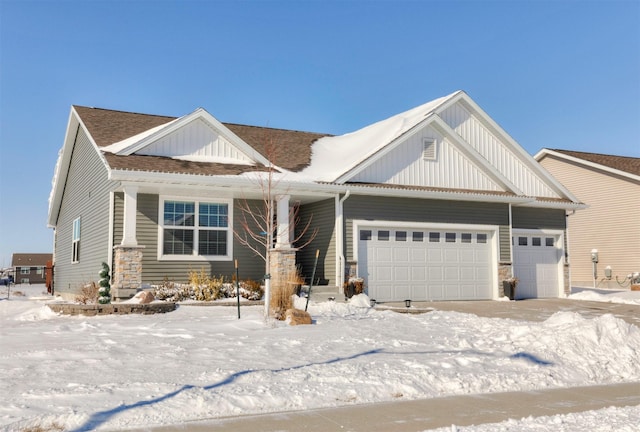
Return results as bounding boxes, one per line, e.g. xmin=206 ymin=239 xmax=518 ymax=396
xmin=396 ymin=231 xmax=407 ymax=241
xmin=160 ymin=199 xmax=231 ymax=260
xmin=423 ymin=138 xmax=437 ymax=160
xmin=72 ymin=217 xmax=81 ymax=263
xmin=477 ymin=233 xmax=487 ymax=244
xmin=461 ymin=233 xmax=472 ymax=243
xmin=37 ymin=267 xmax=44 ymax=275
xmin=532 ymin=237 xmax=542 ymax=246
xmin=518 ymin=237 xmax=528 ymax=246
xmin=20 ymin=267 xmax=30 ymax=275
xmin=360 ymin=230 xmax=372 ymax=241
xmin=429 ymin=232 xmax=440 ymax=242
xmin=378 ymin=230 xmax=390 ymax=241
xmin=546 ymin=237 xmax=555 ymax=247
xmin=446 ymin=232 xmax=456 ymax=243
xmin=412 ymin=231 xmax=423 ymax=242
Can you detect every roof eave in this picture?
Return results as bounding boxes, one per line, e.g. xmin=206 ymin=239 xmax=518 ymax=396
xmin=535 ymin=148 xmax=640 ymax=182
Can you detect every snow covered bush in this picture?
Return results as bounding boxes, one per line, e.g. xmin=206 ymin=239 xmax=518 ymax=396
xmin=151 ymin=273 xmax=264 ymax=302
xmin=98 ymin=262 xmax=111 ymax=304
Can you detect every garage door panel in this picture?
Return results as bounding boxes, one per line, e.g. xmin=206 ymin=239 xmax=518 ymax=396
xmin=513 ymin=233 xmax=561 ymax=299
xmin=360 ymin=227 xmax=494 ymax=302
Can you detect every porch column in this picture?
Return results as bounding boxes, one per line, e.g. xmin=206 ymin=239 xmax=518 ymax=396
xmin=121 ymin=186 xmax=138 ymax=247
xmin=275 ymin=194 xmax=291 ymax=249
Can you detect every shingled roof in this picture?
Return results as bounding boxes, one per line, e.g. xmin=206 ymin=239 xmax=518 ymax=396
xmin=73 ymin=106 xmax=330 ymax=173
xmin=11 ymin=253 xmax=52 ymax=267
xmin=549 ymin=149 xmax=640 ymax=177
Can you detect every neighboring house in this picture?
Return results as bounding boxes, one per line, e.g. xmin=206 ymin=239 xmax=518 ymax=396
xmin=535 ymin=149 xmax=640 ymax=288
xmin=47 ymin=91 xmax=584 ymax=302
xmin=11 ymin=253 xmax=53 ymax=284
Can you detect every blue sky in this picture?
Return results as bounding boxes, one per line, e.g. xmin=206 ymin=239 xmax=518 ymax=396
xmin=0 ymin=0 xmax=638 ymax=268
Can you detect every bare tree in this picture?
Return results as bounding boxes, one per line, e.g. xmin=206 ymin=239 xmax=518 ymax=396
xmin=233 ymin=130 xmax=318 ymax=317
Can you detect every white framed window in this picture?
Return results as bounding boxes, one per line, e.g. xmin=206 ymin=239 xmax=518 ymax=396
xmin=422 ymin=138 xmax=437 ymax=160
xmin=72 ymin=217 xmax=81 ymax=263
xmin=37 ymin=266 xmax=44 ymax=275
xmin=159 ymin=197 xmax=233 ymax=261
xmin=20 ymin=267 xmax=30 ymax=275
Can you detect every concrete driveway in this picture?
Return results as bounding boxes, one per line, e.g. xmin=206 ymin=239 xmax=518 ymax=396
xmin=377 ymin=298 xmax=640 ymax=326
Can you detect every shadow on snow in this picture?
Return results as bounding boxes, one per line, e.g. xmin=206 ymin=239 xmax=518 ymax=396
xmin=69 ymin=348 xmax=552 ymax=431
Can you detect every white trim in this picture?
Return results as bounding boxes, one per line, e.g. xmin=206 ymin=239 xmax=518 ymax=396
xmin=157 ymin=195 xmax=234 ymax=262
xmin=108 ymin=191 xmax=114 ymax=271
xmin=352 ymin=219 xmax=500 ymax=299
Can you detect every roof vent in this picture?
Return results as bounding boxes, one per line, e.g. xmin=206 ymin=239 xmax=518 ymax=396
xmin=423 ymin=138 xmax=437 ymax=160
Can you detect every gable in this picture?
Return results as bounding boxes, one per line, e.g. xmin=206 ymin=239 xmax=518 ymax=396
xmin=349 ymin=124 xmax=504 ymax=192
xmin=134 ymin=117 xmax=255 ymax=165
xmin=439 ymin=100 xmax=562 ymax=199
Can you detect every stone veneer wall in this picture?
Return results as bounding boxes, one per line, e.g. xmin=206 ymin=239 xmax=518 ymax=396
xmin=112 ymin=245 xmax=144 ymax=300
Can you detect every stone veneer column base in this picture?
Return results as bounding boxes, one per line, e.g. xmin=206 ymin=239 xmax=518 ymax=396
xmin=113 ymin=245 xmax=145 ymax=300
xmin=269 ymin=248 xmax=297 ymax=290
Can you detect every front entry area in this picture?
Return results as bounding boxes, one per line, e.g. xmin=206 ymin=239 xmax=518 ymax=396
xmin=512 ymin=230 xmax=563 ymax=299
xmin=356 ymin=223 xmax=497 ymax=302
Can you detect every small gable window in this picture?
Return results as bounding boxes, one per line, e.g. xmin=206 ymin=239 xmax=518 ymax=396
xmin=422 ymin=138 xmax=437 ymax=161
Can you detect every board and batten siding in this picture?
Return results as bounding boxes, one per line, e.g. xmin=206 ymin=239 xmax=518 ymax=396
xmin=343 ymin=195 xmax=511 ymax=263
xmin=349 ymin=125 xmax=502 ymax=192
xmin=296 ymin=198 xmax=337 ymax=286
xmin=113 ymin=194 xmax=265 ymax=285
xmin=538 ymin=155 xmax=640 ymax=286
xmin=53 ymin=126 xmax=113 ymax=296
xmin=439 ymin=103 xmax=559 ymax=199
xmin=137 ymin=118 xmax=253 ymax=163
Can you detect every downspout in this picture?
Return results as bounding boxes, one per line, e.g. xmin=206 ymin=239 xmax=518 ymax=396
xmin=336 ymin=190 xmax=351 ymax=293
xmin=565 ymin=210 xmax=575 ymax=294
xmin=508 ymin=203 xmax=513 ymax=266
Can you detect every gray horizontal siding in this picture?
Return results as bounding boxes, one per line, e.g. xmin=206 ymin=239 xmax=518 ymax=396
xmin=296 ymin=198 xmax=336 ymax=286
xmin=344 ymin=195 xmax=511 ymax=262
xmin=114 ymin=194 xmax=265 ymax=285
xmin=512 ymin=207 xmax=566 ymax=230
xmin=53 ymin=127 xmax=112 ymax=295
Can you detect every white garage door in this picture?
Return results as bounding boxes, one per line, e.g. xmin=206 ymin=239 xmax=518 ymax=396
xmin=358 ymin=226 xmax=494 ymax=302
xmin=512 ymin=232 xmax=562 ymax=299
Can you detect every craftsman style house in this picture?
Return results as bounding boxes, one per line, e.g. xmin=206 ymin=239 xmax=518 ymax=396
xmin=535 ymin=149 xmax=640 ymax=288
xmin=47 ymin=91 xmax=584 ymax=301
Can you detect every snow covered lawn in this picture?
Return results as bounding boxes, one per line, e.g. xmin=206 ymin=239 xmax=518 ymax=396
xmin=1 ymin=285 xmax=639 ymax=431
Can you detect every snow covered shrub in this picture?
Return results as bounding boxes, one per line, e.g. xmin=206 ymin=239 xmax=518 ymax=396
xmin=98 ymin=262 xmax=111 ymax=304
xmin=270 ymin=266 xmax=304 ymax=320
xmin=152 ymin=277 xmax=193 ymax=302
xmin=75 ymin=282 xmax=99 ymax=304
xmin=188 ymin=269 xmax=224 ymax=301
xmin=221 ymin=278 xmax=264 ymax=300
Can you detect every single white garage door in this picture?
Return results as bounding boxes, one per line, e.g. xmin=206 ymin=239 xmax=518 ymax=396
xmin=358 ymin=226 xmax=494 ymax=302
xmin=512 ymin=231 xmax=562 ymax=299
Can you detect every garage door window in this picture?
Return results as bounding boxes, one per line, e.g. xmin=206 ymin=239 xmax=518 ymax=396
xmin=532 ymin=237 xmax=541 ymax=246
xmin=518 ymin=237 xmax=527 ymax=246
xmin=360 ymin=230 xmax=372 ymax=241
xmin=429 ymin=232 xmax=440 ymax=242
xmin=396 ymin=231 xmax=407 ymax=241
xmin=378 ymin=231 xmax=390 ymax=241
xmin=446 ymin=233 xmax=456 ymax=243
xmin=412 ymin=232 xmax=423 ymax=242
xmin=477 ymin=233 xmax=487 ymax=243
xmin=461 ymin=233 xmax=472 ymax=243
xmin=546 ymin=238 xmax=554 ymax=247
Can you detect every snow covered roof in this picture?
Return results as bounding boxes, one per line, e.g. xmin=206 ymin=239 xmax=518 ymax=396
xmin=299 ymin=92 xmax=460 ymax=182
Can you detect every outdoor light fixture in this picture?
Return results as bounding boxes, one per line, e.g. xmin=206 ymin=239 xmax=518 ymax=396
xmin=405 ymin=299 xmax=411 ymax=308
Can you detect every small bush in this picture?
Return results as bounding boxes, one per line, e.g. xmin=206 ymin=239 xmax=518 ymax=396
xmin=75 ymin=282 xmax=99 ymax=304
xmin=152 ymin=272 xmax=264 ymax=302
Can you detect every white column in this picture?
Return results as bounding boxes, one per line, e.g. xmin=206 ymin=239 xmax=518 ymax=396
xmin=275 ymin=194 xmax=291 ymax=249
xmin=121 ymin=186 xmax=138 ymax=247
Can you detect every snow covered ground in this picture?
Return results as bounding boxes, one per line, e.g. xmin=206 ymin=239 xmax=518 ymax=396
xmin=1 ymin=284 xmax=639 ymax=431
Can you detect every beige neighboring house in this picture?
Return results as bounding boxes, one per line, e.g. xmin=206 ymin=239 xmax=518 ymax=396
xmin=535 ymin=149 xmax=640 ymax=288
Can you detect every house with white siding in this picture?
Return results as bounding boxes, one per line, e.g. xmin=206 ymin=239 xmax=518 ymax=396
xmin=535 ymin=149 xmax=640 ymax=289
xmin=47 ymin=91 xmax=585 ymax=302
